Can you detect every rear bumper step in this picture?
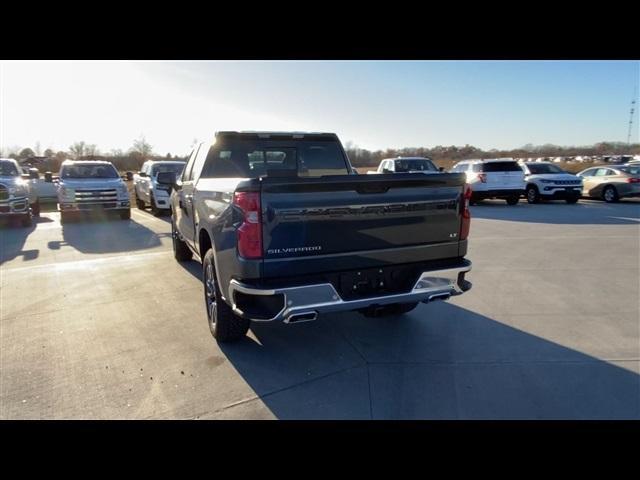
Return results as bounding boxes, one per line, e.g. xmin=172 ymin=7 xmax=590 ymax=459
xmin=229 ymin=260 xmax=472 ymax=323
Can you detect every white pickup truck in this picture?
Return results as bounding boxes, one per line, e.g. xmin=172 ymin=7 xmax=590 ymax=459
xmin=0 ymin=158 xmax=33 ymax=226
xmin=133 ymin=160 xmax=186 ymax=214
xmin=57 ymin=160 xmax=131 ymax=224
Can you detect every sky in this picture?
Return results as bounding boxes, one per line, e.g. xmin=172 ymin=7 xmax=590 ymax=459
xmin=1 ymin=60 xmax=638 ymax=156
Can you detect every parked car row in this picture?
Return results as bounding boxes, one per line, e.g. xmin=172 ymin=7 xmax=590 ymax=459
xmin=1 ymin=157 xmax=189 ymax=226
xmin=514 ymin=155 xmax=639 ymax=164
xmin=368 ymin=156 xmax=640 ymax=204
xmin=455 ymin=158 xmax=639 ymax=204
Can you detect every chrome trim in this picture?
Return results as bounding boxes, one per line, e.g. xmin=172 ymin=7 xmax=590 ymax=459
xmin=228 ymin=260 xmax=471 ymax=322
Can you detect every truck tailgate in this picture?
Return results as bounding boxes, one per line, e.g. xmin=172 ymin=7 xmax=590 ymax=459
xmin=260 ymin=173 xmax=467 ymax=278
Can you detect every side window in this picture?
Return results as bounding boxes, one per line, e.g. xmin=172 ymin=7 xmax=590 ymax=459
xmin=191 ymin=143 xmax=211 ymax=182
xmin=472 ymin=164 xmax=482 ymax=173
xmin=182 ymin=147 xmax=198 ymax=182
xmin=581 ymin=169 xmax=595 ymax=177
xmin=594 ymin=168 xmax=609 ymax=177
xmin=206 ymin=149 xmax=247 ymax=177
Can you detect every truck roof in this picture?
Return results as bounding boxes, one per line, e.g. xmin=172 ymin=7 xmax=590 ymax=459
xmin=61 ymin=159 xmax=114 ymax=165
xmin=215 ymin=131 xmax=338 ymax=140
xmin=143 ymin=159 xmax=187 ymax=164
xmin=383 ymin=157 xmax=434 ymax=162
xmin=459 ymin=158 xmax=516 ymax=163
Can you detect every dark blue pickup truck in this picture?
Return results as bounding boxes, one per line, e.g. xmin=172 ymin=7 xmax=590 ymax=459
xmin=160 ymin=131 xmax=472 ymax=342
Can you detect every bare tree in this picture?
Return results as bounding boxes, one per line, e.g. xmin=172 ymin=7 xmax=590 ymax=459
xmin=130 ymin=135 xmax=153 ymax=160
xmin=69 ymin=141 xmax=86 ymax=160
xmin=85 ymin=144 xmax=99 ymax=158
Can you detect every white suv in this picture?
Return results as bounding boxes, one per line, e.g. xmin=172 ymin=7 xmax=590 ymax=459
xmin=450 ymin=158 xmax=525 ymax=205
xmin=520 ymin=162 xmax=582 ymax=204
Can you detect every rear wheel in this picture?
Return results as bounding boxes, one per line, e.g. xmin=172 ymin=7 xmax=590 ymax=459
xmin=135 ymin=191 xmax=145 ymax=210
xmin=526 ymin=185 xmax=540 ymax=204
xmin=150 ymin=192 xmax=160 ymax=216
xmin=203 ymin=249 xmax=249 ymax=343
xmin=171 ymin=217 xmax=192 ymax=261
xmin=603 ymin=185 xmax=619 ymax=203
xmin=506 ymin=195 xmax=520 ymax=205
xmin=31 ymin=200 xmax=40 ymax=216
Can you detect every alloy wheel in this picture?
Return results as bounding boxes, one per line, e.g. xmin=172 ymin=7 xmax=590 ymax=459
xmin=205 ymin=262 xmax=217 ymax=332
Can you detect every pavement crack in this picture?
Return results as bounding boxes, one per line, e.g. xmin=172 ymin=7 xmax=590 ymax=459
xmin=194 ymin=363 xmax=365 ymax=419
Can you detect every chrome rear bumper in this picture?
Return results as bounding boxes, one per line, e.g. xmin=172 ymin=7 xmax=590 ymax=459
xmin=229 ymin=260 xmax=472 ymax=323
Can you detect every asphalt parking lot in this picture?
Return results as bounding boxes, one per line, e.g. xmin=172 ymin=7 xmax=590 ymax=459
xmin=1 ymin=199 xmax=639 ymax=419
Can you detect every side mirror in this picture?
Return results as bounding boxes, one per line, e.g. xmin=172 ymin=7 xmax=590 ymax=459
xmin=382 ymin=168 xmax=392 ymax=174
xmin=29 ymin=169 xmax=40 ymax=180
xmin=438 ymin=167 xmax=445 ymax=172
xmin=157 ymin=171 xmax=177 ymax=189
xmin=44 ymin=172 xmax=53 ymax=183
xmin=125 ymin=171 xmax=134 ymax=181
xmin=138 ymin=171 xmax=148 ymax=177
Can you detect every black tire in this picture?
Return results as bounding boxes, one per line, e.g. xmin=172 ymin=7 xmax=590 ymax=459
xmin=506 ymin=195 xmax=520 ymax=205
xmin=31 ymin=200 xmax=41 ymax=216
xmin=602 ymin=185 xmax=619 ymax=203
xmin=21 ymin=214 xmax=32 ymax=227
xmin=119 ymin=209 xmax=131 ymax=220
xmin=149 ymin=192 xmax=160 ymax=216
xmin=203 ymin=249 xmax=249 ymax=343
xmin=565 ymin=195 xmax=579 ymax=204
xmin=135 ymin=191 xmax=145 ymax=210
xmin=171 ymin=217 xmax=192 ymax=261
xmin=526 ymin=185 xmax=540 ymax=204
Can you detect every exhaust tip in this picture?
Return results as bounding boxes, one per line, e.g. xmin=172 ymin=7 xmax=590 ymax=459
xmin=424 ymin=292 xmax=451 ymax=303
xmin=285 ymin=311 xmax=318 ymax=324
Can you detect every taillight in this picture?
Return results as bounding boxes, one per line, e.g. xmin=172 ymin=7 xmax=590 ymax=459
xmin=233 ymin=191 xmax=262 ymax=259
xmin=627 ymin=177 xmax=640 ymax=183
xmin=460 ymin=184 xmax=472 ymax=241
xmin=477 ymin=173 xmax=487 ymax=183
